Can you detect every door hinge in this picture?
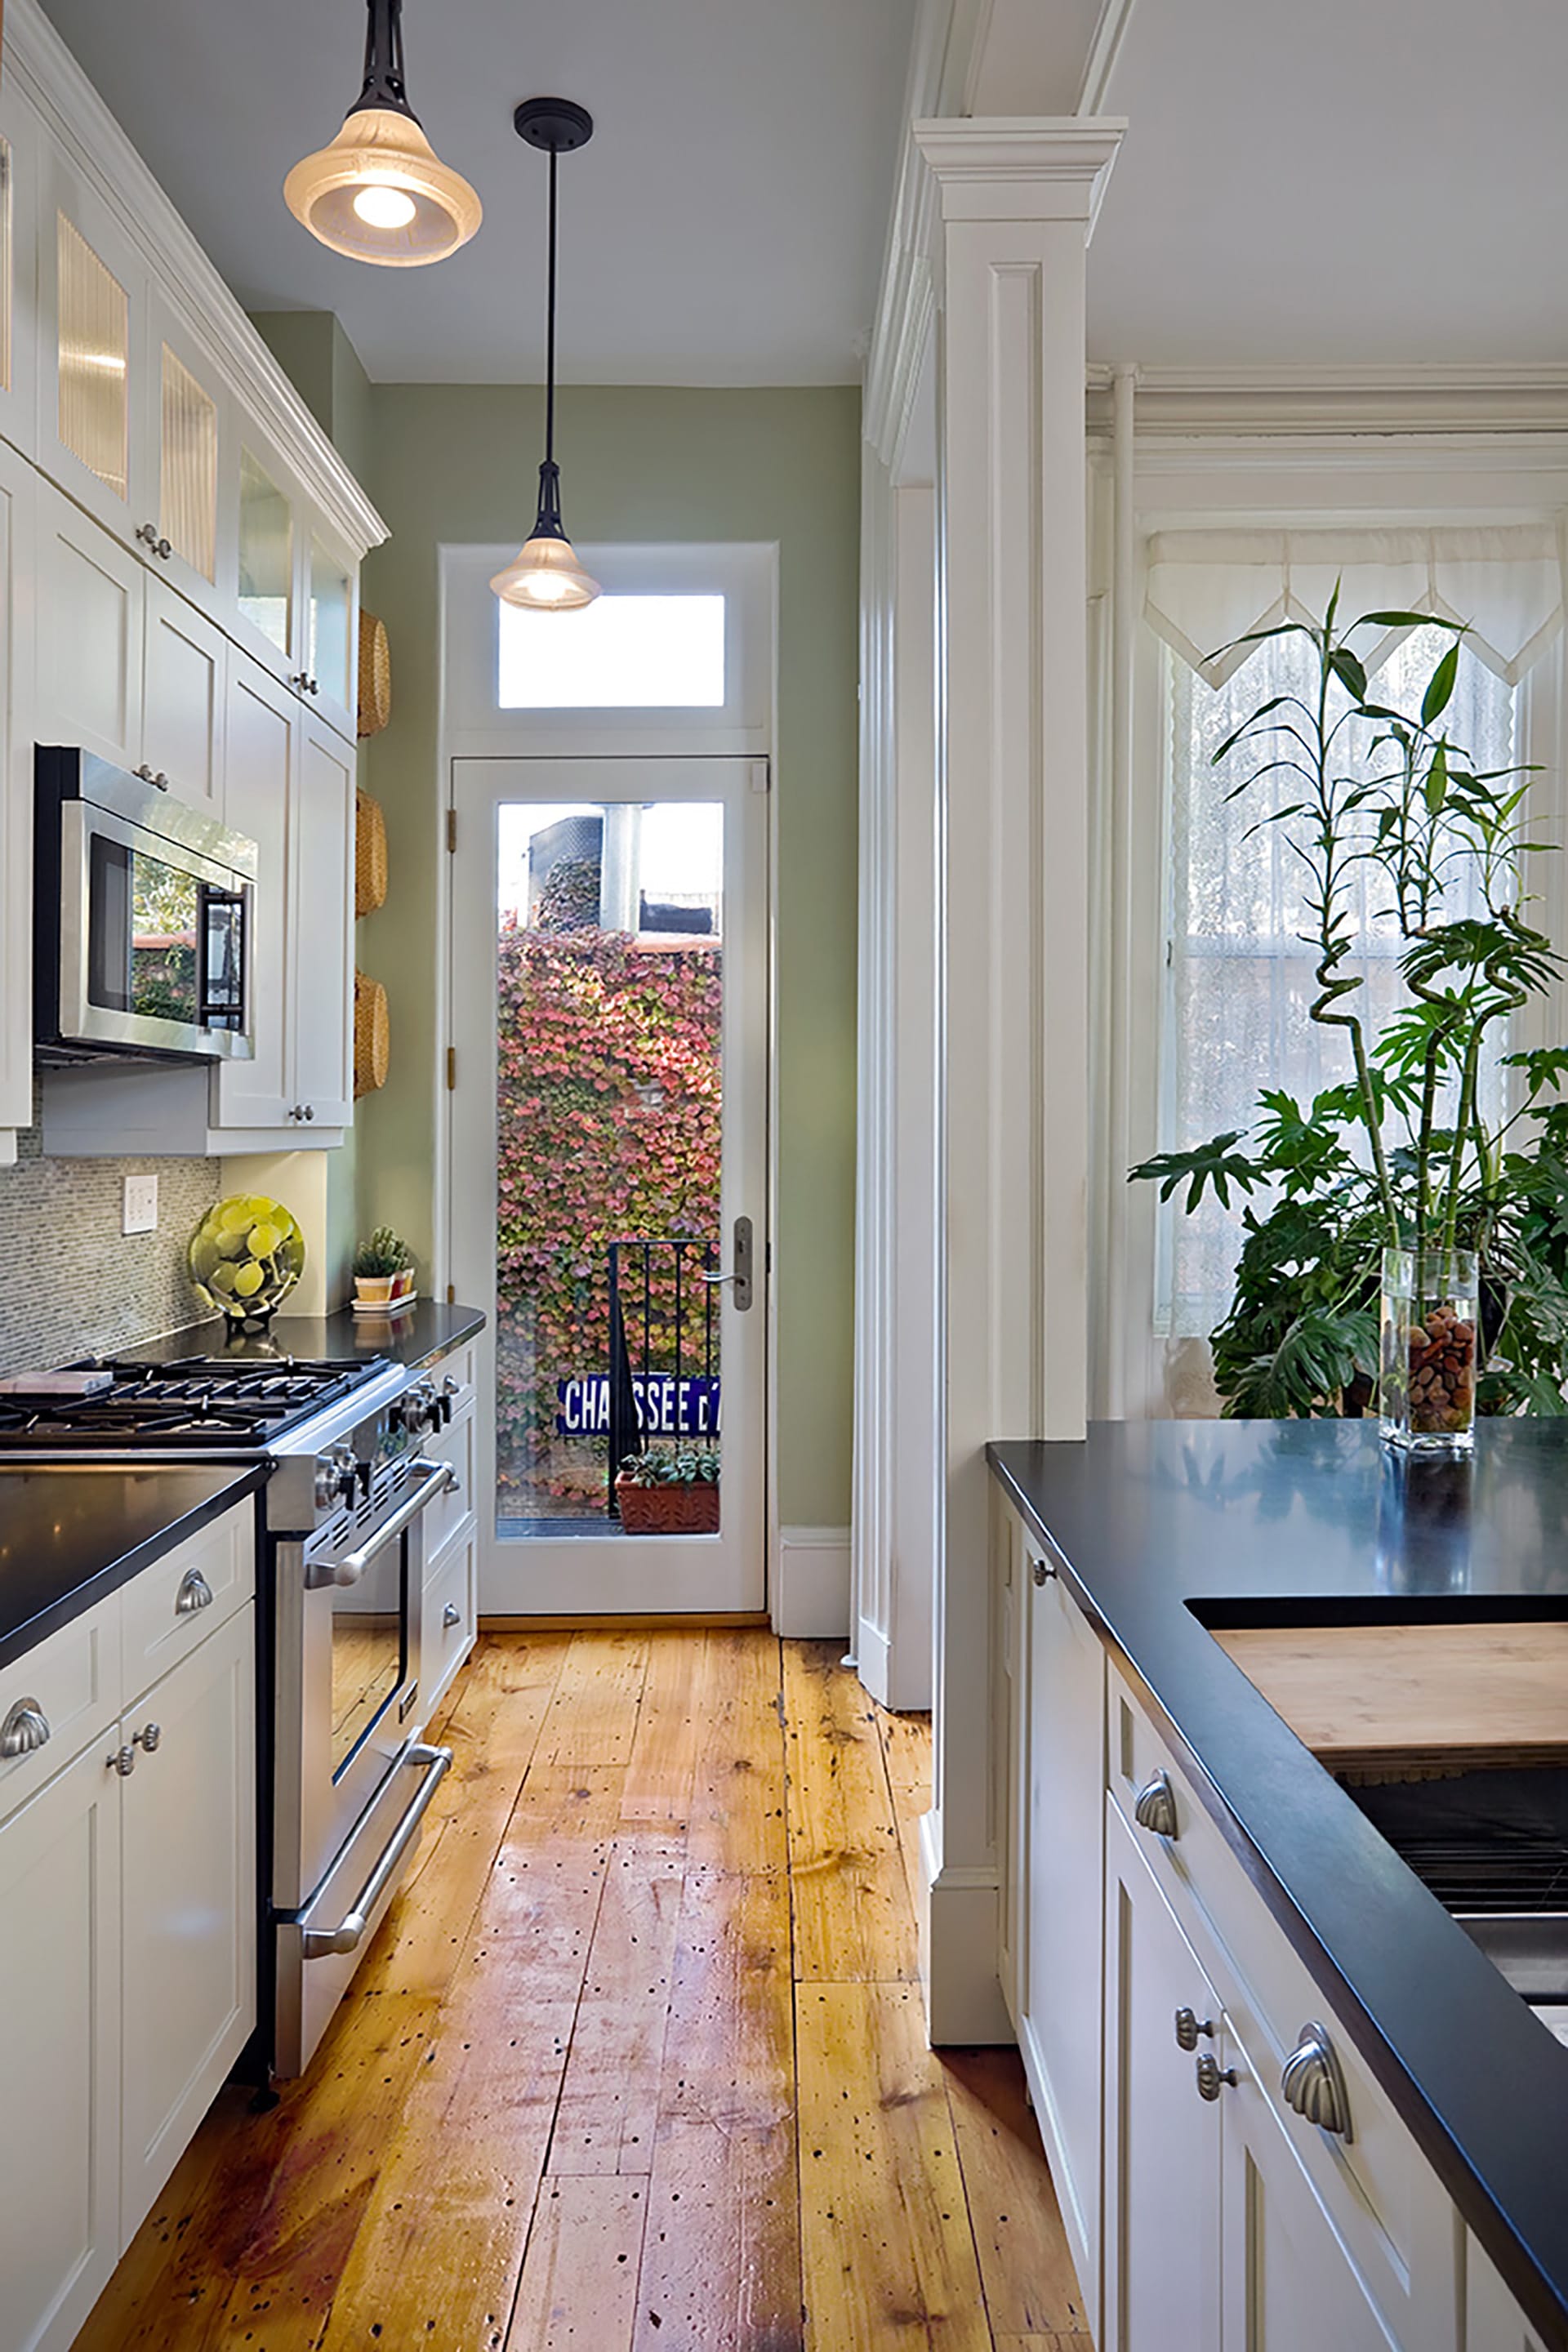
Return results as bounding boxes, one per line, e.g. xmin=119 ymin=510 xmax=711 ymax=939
xmin=446 ymin=1045 xmax=457 ymax=1090
xmin=446 ymin=1282 xmax=456 ymax=1305
xmin=446 ymin=808 xmax=457 ymax=853
xmin=751 ymin=758 xmax=771 ymax=794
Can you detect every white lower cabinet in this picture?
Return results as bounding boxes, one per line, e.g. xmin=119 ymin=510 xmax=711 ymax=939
xmin=1468 ymin=2238 xmax=1548 ymax=2352
xmin=994 ymin=1497 xmax=1474 ymax=2352
xmin=0 ymin=1509 xmax=256 ymax=2352
xmin=119 ymin=1603 xmax=255 ymax=2232
xmin=1020 ymin=1551 xmax=1106 ymax=2327
xmin=0 ymin=1733 xmax=121 ymax=2352
xmin=422 ymin=1516 xmax=477 ymax=1723
xmin=1103 ymin=1794 xmax=1223 ymax=2352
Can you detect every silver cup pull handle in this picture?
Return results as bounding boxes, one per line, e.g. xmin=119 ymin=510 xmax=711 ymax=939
xmin=1 ymin=1698 xmax=51 ymax=1758
xmin=1281 ymin=2023 xmax=1353 ymax=2140
xmin=176 ymin=1566 xmax=215 ymax=1616
xmin=1133 ymin=1768 xmax=1178 ymax=1840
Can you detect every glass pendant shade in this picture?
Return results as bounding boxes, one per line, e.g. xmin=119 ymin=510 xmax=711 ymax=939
xmin=285 ymin=106 xmax=480 ymax=267
xmin=285 ymin=0 xmax=480 ymax=267
xmin=491 ymin=462 xmax=600 ymax=609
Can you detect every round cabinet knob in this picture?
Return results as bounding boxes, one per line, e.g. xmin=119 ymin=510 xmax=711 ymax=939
xmin=135 ymin=521 xmax=161 ymax=550
xmin=107 ymin=1744 xmax=136 ymax=1777
xmin=1 ymin=1697 xmax=51 ymax=1758
xmin=1133 ymin=1768 xmax=1178 ymax=1841
xmin=1281 ymin=2024 xmax=1353 ymax=2140
xmin=131 ymin=1722 xmax=162 ymax=1754
xmin=134 ymin=763 xmax=155 ymax=782
xmin=1195 ymin=2052 xmax=1236 ymax=2103
xmin=158 ymin=536 xmax=172 ymax=560
xmin=1031 ymin=1557 xmax=1052 ymax=1587
xmin=304 ymin=1104 xmax=315 ymax=1121
xmin=1174 ymin=2007 xmax=1214 ymax=2051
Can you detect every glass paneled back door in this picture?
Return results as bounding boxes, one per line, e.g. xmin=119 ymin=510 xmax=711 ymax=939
xmin=448 ymin=757 xmax=767 ymax=1615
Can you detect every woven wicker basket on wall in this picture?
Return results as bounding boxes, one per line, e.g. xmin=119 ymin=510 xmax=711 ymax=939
xmin=355 ymin=790 xmax=388 ymax=917
xmin=354 ymin=971 xmax=390 ymax=1098
xmin=358 ymin=610 xmax=392 ymax=738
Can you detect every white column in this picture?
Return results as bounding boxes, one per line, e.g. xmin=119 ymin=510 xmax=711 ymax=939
xmin=915 ymin=117 xmax=1124 ymax=2042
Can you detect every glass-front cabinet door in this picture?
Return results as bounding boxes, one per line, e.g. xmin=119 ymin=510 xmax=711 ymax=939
xmin=38 ymin=147 xmax=153 ymax=545
xmin=0 ymin=80 xmax=41 ymax=461
xmin=306 ymin=528 xmax=357 ymax=742
xmin=234 ymin=438 xmax=296 ymax=682
xmin=145 ymin=293 xmax=233 ymax=624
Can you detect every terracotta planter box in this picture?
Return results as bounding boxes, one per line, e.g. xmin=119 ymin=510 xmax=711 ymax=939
xmin=615 ymin=1477 xmax=720 ymax=1535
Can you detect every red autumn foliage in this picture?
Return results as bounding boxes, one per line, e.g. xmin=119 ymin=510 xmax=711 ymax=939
xmin=494 ymin=920 xmax=723 ymax=1500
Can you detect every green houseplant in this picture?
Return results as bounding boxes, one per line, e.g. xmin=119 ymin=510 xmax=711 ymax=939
xmin=353 ymin=1225 xmax=416 ymax=1309
xmin=614 ymin=1445 xmax=720 ymax=1535
xmin=1132 ymin=591 xmax=1568 ymax=1437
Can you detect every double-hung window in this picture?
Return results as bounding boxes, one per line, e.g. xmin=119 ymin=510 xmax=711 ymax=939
xmin=1147 ymin=525 xmax=1565 ymax=1342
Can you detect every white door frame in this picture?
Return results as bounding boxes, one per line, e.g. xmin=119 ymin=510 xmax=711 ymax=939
xmin=434 ymin=541 xmax=779 ymax=1614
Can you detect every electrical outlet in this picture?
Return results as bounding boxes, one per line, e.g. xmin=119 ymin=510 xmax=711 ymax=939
xmin=122 ymin=1174 xmax=158 ymax=1236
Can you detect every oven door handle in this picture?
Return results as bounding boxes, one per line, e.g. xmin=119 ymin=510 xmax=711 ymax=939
xmin=300 ymin=1742 xmax=452 ymax=1958
xmin=307 ymin=1458 xmax=457 ymax=1589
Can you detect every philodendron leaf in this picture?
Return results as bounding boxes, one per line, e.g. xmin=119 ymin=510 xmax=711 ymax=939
xmin=1422 ymin=644 xmax=1459 ymax=726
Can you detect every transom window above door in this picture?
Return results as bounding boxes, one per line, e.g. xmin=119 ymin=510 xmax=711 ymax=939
xmin=498 ymin=593 xmax=726 ymax=709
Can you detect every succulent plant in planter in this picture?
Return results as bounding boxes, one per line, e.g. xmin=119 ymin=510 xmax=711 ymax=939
xmin=614 ymin=1446 xmax=721 ymax=1535
xmin=352 ymin=1225 xmax=416 ymax=1308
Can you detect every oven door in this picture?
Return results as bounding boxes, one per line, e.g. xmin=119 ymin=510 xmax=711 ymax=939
xmin=274 ymin=1456 xmax=457 ymax=1915
xmin=58 ymin=799 xmax=254 ymax=1060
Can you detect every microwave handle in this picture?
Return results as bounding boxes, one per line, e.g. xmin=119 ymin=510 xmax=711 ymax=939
xmin=305 ymin=1459 xmax=457 ymax=1589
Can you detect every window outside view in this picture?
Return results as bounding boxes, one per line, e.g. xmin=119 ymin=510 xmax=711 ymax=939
xmin=1163 ymin=627 xmax=1517 ymax=1336
xmin=492 ymin=800 xmax=725 ymax=1535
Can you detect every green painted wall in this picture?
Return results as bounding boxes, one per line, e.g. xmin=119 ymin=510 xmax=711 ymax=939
xmin=241 ymin=344 xmax=862 ymax=1530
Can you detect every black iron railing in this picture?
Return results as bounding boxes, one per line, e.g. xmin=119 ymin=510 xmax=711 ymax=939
xmin=606 ymin=1236 xmax=720 ymax=1514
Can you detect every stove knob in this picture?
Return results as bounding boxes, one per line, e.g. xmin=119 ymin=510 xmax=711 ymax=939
xmin=313 ymin=1454 xmax=340 ymax=1511
xmin=334 ymin=1446 xmax=359 ymax=1508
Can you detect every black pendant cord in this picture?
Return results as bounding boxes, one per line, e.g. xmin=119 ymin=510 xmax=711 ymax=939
xmin=545 ymin=145 xmax=558 ymax=471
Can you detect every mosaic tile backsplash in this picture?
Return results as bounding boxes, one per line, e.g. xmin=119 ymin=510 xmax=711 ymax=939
xmin=0 ymin=1086 xmax=220 ymax=1372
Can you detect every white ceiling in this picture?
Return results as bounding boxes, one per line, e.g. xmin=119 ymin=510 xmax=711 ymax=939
xmin=1089 ymin=0 xmax=1568 ymax=367
xmin=38 ymin=0 xmax=918 ymax=385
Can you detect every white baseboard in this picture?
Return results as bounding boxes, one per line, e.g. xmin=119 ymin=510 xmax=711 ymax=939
xmin=918 ymin=1812 xmax=1013 ymax=2045
xmin=773 ymin=1525 xmax=851 ymax=1639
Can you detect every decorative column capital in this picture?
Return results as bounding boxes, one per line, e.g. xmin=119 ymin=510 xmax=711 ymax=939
xmin=912 ymin=115 xmax=1125 ymax=230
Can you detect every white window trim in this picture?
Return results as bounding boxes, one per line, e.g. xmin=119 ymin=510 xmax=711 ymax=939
xmin=1089 ymin=439 xmax=1568 ymax=1422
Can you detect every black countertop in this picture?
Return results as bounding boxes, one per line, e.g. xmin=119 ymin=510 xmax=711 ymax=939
xmin=0 ymin=1461 xmax=268 ymax=1669
xmin=990 ymin=1420 xmax=1568 ymax=2350
xmin=112 ymin=1298 xmax=485 ymax=1372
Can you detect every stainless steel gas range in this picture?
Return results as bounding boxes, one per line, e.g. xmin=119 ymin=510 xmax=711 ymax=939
xmin=0 ymin=1343 xmax=474 ymax=2075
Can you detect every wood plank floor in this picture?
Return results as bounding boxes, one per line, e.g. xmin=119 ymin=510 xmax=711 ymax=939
xmin=76 ymin=1630 xmax=1089 ymax=2352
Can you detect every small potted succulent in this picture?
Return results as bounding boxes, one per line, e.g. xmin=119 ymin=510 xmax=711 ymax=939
xmin=614 ymin=1446 xmax=720 ymax=1535
xmin=352 ymin=1226 xmax=416 ymax=1310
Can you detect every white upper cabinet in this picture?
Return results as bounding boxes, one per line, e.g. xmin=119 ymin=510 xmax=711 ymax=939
xmin=0 ymin=78 xmax=42 ymax=462
xmin=142 ymin=573 xmax=227 ymax=813
xmin=35 ymin=470 xmax=145 ymax=770
xmin=305 ymin=522 xmax=359 ymax=745
xmin=38 ymin=141 xmax=149 ymax=547
xmin=0 ymin=437 xmax=36 ymax=1138
xmin=290 ymin=715 xmax=355 ymax=1128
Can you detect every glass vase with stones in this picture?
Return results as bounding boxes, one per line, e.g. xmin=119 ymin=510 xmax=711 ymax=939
xmin=1380 ymin=1248 xmax=1479 ymax=1454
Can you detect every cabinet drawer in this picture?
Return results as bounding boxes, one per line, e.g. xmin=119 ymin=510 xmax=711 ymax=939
xmin=423 ymin=1407 xmax=474 ymax=1564
xmin=0 ymin=1591 xmax=121 ymax=1828
xmin=1107 ymin=1665 xmax=1459 ymax=2351
xmin=121 ymin=1506 xmax=254 ymax=1700
xmin=422 ymin=1517 xmax=475 ymax=1722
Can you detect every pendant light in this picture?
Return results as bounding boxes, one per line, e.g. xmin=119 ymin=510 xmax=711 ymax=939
xmin=491 ymin=100 xmax=601 ymax=612
xmin=284 ymin=0 xmax=481 ymax=268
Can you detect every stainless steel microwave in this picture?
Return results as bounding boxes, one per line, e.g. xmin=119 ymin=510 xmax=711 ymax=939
xmin=34 ymin=748 xmax=257 ymax=1063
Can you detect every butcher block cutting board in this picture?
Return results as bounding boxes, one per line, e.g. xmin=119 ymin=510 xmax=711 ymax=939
xmin=1214 ymin=1620 xmax=1568 ymax=1780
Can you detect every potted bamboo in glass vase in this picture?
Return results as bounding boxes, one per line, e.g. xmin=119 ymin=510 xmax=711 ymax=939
xmin=1134 ymin=590 xmax=1567 ymax=1450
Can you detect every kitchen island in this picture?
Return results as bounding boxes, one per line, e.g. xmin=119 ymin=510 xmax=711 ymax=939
xmin=990 ymin=1419 xmax=1568 ymax=2352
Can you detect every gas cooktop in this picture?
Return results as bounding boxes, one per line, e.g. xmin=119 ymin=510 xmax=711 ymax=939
xmin=0 ymin=1355 xmax=390 ymax=1451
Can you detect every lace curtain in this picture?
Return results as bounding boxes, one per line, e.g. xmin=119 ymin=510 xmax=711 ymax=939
xmin=1152 ymin=530 xmax=1564 ymax=1343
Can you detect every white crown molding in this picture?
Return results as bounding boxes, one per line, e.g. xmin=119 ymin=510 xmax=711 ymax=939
xmin=1085 ymin=362 xmax=1568 ymax=441
xmin=5 ymin=0 xmax=387 ymax=555
xmin=1076 ymin=0 xmax=1141 ymax=113
xmin=912 ymin=117 xmax=1126 ymax=225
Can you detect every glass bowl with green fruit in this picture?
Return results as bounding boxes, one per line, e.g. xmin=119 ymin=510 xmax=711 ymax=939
xmin=189 ymin=1195 xmax=305 ymax=1328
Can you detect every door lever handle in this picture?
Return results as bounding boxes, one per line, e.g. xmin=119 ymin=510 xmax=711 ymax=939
xmin=700 ymin=1216 xmax=755 ymax=1312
